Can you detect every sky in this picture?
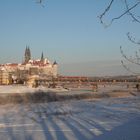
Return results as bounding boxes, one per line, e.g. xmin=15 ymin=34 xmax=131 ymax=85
xmin=0 ymin=0 xmax=140 ymax=76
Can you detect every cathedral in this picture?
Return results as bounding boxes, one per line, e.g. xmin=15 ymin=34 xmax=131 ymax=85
xmin=22 ymin=46 xmax=58 ymax=76
xmin=0 ymin=47 xmax=58 ymax=85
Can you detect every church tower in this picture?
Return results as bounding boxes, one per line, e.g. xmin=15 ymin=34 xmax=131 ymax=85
xmin=41 ymin=52 xmax=44 ymax=62
xmin=24 ymin=46 xmax=31 ymax=63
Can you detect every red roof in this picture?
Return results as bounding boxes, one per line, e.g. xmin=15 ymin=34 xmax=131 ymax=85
xmin=7 ymin=63 xmax=18 ymax=67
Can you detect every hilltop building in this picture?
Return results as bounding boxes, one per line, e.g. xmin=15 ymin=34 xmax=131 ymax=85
xmin=0 ymin=47 xmax=58 ymax=86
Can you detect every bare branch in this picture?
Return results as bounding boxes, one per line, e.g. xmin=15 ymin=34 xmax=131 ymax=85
xmin=36 ymin=0 xmax=45 ymax=7
xmin=100 ymin=1 xmax=140 ymax=74
xmin=127 ymin=32 xmax=140 ymax=45
xmin=135 ymin=51 xmax=140 ymax=64
xmin=99 ymin=0 xmax=140 ymax=27
xmin=124 ymin=0 xmax=140 ymax=23
xmin=121 ymin=60 xmax=140 ymax=75
xmin=98 ymin=0 xmax=114 ymax=27
xmin=110 ymin=1 xmax=140 ymax=25
xmin=120 ymin=46 xmax=140 ymax=65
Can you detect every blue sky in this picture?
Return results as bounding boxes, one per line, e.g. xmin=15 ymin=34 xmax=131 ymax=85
xmin=0 ymin=0 xmax=140 ymax=76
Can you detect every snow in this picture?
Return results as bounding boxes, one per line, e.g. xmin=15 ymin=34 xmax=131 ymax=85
xmin=0 ymin=95 xmax=140 ymax=140
xmin=0 ymin=83 xmax=140 ymax=139
xmin=0 ymin=83 xmax=137 ymax=96
xmin=0 ymin=85 xmax=68 ymax=94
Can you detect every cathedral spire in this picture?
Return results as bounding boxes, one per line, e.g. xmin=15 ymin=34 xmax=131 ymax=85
xmin=41 ymin=52 xmax=44 ymax=62
xmin=24 ymin=46 xmax=31 ymax=63
xmin=25 ymin=46 xmax=27 ymax=56
xmin=27 ymin=47 xmax=31 ymax=60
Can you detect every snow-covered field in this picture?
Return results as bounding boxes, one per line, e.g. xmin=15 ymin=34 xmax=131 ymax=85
xmin=0 ymin=83 xmax=136 ymax=96
xmin=0 ymin=85 xmax=69 ymax=94
xmin=0 ymin=95 xmax=140 ymax=140
xmin=0 ymin=84 xmax=140 ymax=140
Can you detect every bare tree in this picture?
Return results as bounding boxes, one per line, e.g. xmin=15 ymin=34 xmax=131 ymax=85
xmin=99 ymin=0 xmax=140 ymax=74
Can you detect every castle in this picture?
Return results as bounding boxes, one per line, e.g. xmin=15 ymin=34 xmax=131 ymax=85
xmin=0 ymin=47 xmax=58 ymax=85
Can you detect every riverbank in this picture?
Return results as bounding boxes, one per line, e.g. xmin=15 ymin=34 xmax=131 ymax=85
xmin=0 ymin=84 xmax=139 ymax=104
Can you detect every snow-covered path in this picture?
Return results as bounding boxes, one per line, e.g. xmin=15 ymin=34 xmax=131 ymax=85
xmin=0 ymin=96 xmax=140 ymax=140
